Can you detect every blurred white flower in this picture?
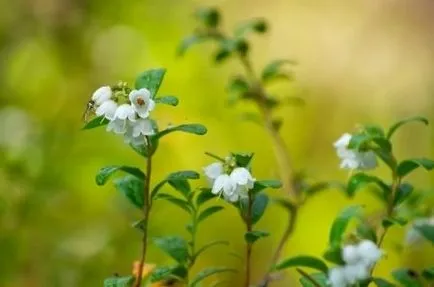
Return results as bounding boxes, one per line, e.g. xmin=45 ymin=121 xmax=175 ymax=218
xmin=334 ymin=133 xmax=377 ymax=170
xmin=328 ymin=267 xmax=347 ymax=287
xmin=405 ymin=217 xmax=434 ymax=246
xmin=343 ymin=263 xmax=370 ymax=284
xmin=329 ymin=240 xmax=382 ymax=287
xmin=95 ymin=100 xmax=118 ymax=120
xmin=91 ymin=86 xmax=112 ymax=105
xmin=106 ymin=104 xmax=136 ymax=134
xmin=129 ymin=88 xmax=155 ymax=119
xmin=357 ymin=240 xmax=383 ymax=266
xmin=342 ymin=245 xmax=360 ymax=265
xmin=204 ymin=162 xmax=255 ymax=202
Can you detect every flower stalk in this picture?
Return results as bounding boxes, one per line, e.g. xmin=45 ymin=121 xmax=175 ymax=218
xmin=134 ymin=137 xmax=153 ymax=287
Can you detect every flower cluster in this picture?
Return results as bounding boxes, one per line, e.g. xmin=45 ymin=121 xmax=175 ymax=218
xmin=91 ymin=85 xmax=155 ymax=145
xmin=204 ymin=156 xmax=255 ymax=202
xmin=328 ymin=240 xmax=383 ymax=287
xmin=334 ymin=133 xmax=377 ymax=170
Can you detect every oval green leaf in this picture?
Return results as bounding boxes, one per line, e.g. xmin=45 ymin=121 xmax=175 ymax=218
xmin=96 ymin=165 xmax=145 ymax=186
xmin=154 ymin=236 xmax=189 ymax=264
xmin=244 ymin=230 xmax=269 ymax=244
xmin=190 ymin=267 xmax=237 ymax=287
xmin=387 ymin=116 xmax=429 ymax=139
xmin=198 ymin=206 xmax=224 ymax=223
xmin=114 ymin=176 xmax=145 ymax=210
xmin=397 ymin=158 xmax=434 ymax=177
xmin=414 ymin=223 xmax=434 ymax=243
xmin=329 ymin=205 xmax=362 ymax=245
xmin=251 ymin=193 xmax=269 ymax=225
xmin=347 ymin=173 xmax=390 ymax=199
xmin=156 ymin=124 xmax=207 ymax=139
xmin=155 ymin=95 xmax=179 ymax=106
xmin=135 ymin=68 xmax=166 ymax=97
xmin=391 ymin=268 xmax=423 ymax=287
xmin=274 ymin=255 xmax=328 ymax=273
xmin=82 ymin=116 xmax=109 ymax=130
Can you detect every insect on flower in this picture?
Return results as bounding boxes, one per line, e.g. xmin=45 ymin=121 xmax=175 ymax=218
xmin=82 ymin=100 xmax=96 ymax=123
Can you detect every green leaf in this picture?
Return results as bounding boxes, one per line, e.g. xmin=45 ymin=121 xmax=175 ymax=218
xmin=132 ymin=218 xmax=146 ymax=232
xmin=103 ymin=276 xmax=134 ymax=287
xmin=234 ymin=18 xmax=268 ymax=37
xmin=304 ymin=181 xmax=345 ymax=197
xmin=150 ymin=265 xmax=183 ymax=283
xmin=194 ymin=240 xmax=229 ymax=259
xmin=393 ymin=183 xmax=414 ymax=206
xmin=382 ymin=217 xmax=408 ymax=229
xmin=154 ymin=193 xmax=192 ymax=214
xmin=232 ymin=152 xmax=254 ymax=167
xmin=134 ymin=68 xmax=166 ymax=97
xmin=168 ymin=180 xmax=191 ymax=198
xmin=274 ymin=255 xmax=328 ymax=273
xmin=299 ymin=272 xmax=328 ymax=287
xmin=373 ymin=278 xmax=396 ymax=287
xmin=198 ymin=206 xmax=224 ymax=223
xmin=129 ymin=137 xmax=159 ymax=158
xmin=96 ymin=166 xmax=145 ymax=186
xmin=244 ymin=230 xmax=269 ymax=243
xmin=196 ymin=188 xmax=216 ymax=206
xmin=329 ymin=205 xmax=362 ymax=245
xmin=114 ymin=176 xmax=144 ymax=210
xmin=414 ymin=223 xmax=434 ymax=243
xmin=422 ymin=267 xmax=434 ymax=281
xmin=156 ymin=124 xmax=207 ymax=139
xmin=274 ymin=198 xmax=297 ymax=213
xmin=397 ymin=158 xmax=434 ymax=177
xmin=190 ymin=267 xmax=237 ymax=287
xmin=251 ymin=193 xmax=269 ymax=225
xmin=151 ymin=170 xmax=199 ymax=199
xmin=387 ymin=116 xmax=429 ymax=139
xmin=261 ymin=59 xmax=296 ymax=83
xmin=347 ymin=133 xmax=371 ymax=150
xmin=195 ymin=7 xmax=220 ymax=28
xmin=155 ymin=95 xmax=179 ymax=106
xmin=347 ymin=173 xmax=390 ymax=199
xmin=363 ymin=125 xmax=386 ymax=138
xmin=168 ymin=170 xmax=200 ymax=181
xmin=154 ymin=236 xmax=189 ymax=264
xmin=323 ymin=245 xmax=344 ymax=265
xmin=214 ymin=49 xmax=232 ymax=63
xmin=177 ymin=35 xmax=206 ymax=56
xmin=227 ymin=76 xmax=250 ymax=95
xmin=251 ymin=179 xmax=282 ymax=194
xmin=82 ymin=116 xmax=109 ymax=130
xmin=356 ymin=222 xmax=378 ymax=243
xmin=391 ymin=268 xmax=423 ymax=287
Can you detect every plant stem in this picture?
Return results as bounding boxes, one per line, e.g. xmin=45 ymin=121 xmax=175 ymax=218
xmin=245 ymin=193 xmax=254 ymax=287
xmin=370 ymin=171 xmax=400 ymax=276
xmin=134 ymin=138 xmax=153 ymax=287
xmin=238 ymin=53 xmax=299 ymax=286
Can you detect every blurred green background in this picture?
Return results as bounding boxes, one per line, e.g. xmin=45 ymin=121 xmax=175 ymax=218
xmin=1 ymin=0 xmax=434 ymax=286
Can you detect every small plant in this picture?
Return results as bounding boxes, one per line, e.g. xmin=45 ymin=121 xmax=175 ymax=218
xmin=82 ymin=6 xmax=434 ymax=287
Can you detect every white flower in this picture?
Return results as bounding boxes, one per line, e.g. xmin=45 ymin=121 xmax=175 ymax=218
xmin=328 ymin=267 xmax=347 ymax=287
xmin=405 ymin=217 xmax=434 ymax=245
xmin=204 ymin=162 xmax=224 ymax=184
xmin=357 ymin=240 xmax=382 ymax=266
xmin=95 ymin=100 xmax=118 ymax=120
xmin=230 ymin=167 xmax=255 ymax=189
xmin=342 ymin=245 xmax=361 ymax=265
xmin=334 ymin=133 xmax=377 ymax=170
xmin=343 ymin=264 xmax=370 ymax=284
xmin=211 ymin=174 xmax=236 ymax=199
xmin=124 ymin=118 xmax=154 ymax=145
xmin=205 ymin=163 xmax=255 ymax=203
xmin=129 ymin=88 xmax=155 ymax=119
xmin=92 ymin=86 xmax=112 ymax=105
xmin=106 ymin=104 xmax=136 ymax=134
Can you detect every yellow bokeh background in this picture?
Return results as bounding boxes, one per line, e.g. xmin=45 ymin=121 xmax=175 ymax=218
xmin=0 ymin=0 xmax=433 ymax=286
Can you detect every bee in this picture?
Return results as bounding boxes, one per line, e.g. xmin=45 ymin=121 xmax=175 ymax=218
xmin=82 ymin=99 xmax=96 ymax=123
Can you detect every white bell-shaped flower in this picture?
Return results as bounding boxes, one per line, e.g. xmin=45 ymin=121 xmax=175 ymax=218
xmin=96 ymin=100 xmax=118 ymax=120
xmin=107 ymin=104 xmax=136 ymax=134
xmin=343 ymin=263 xmax=370 ymax=284
xmin=124 ymin=118 xmax=155 ymax=146
xmin=92 ymin=86 xmax=112 ymax=105
xmin=204 ymin=162 xmax=224 ymax=184
xmin=334 ymin=133 xmax=377 ymax=170
xmin=230 ymin=167 xmax=255 ymax=189
xmin=211 ymin=174 xmax=236 ymax=199
xmin=129 ymin=88 xmax=155 ymax=119
xmin=342 ymin=245 xmax=361 ymax=265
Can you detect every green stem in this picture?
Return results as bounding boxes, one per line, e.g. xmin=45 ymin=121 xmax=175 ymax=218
xmin=134 ymin=138 xmax=153 ymax=287
xmin=295 ymin=268 xmax=321 ymax=287
xmin=244 ymin=193 xmax=254 ymax=287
